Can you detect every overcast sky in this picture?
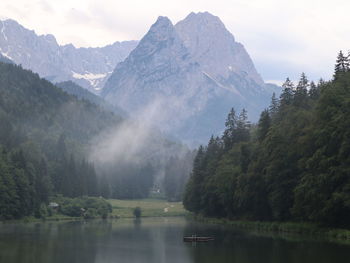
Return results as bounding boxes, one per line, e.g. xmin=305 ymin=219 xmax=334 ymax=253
xmin=1 ymin=0 xmax=349 ymax=84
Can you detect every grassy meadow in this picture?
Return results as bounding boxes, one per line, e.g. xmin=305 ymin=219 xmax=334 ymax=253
xmin=108 ymin=198 xmax=188 ymax=218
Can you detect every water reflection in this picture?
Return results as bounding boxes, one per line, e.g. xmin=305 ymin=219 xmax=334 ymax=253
xmin=0 ymin=218 xmax=349 ymax=263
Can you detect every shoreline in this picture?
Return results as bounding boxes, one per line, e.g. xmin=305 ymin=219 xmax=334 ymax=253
xmin=192 ymin=215 xmax=350 ymax=241
xmin=0 ymin=213 xmax=188 ymax=224
xmin=2 ymin=213 xmax=350 ymax=245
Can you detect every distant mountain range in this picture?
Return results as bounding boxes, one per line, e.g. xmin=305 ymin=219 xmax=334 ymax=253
xmin=0 ymin=13 xmax=280 ymax=145
xmin=0 ymin=19 xmax=137 ymax=92
xmin=103 ymin=12 xmax=280 ymax=144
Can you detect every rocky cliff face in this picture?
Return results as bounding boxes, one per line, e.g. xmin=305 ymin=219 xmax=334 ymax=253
xmin=103 ymin=12 xmax=279 ymax=144
xmin=0 ymin=19 xmax=137 ymax=92
xmin=175 ymin=12 xmax=264 ymax=86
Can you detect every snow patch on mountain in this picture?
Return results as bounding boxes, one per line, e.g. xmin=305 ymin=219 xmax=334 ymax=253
xmin=0 ymin=18 xmax=138 ymax=92
xmin=72 ymin=71 xmax=107 ymax=88
xmin=202 ymin=71 xmax=241 ymax=95
xmin=0 ymin=49 xmax=12 ymax=60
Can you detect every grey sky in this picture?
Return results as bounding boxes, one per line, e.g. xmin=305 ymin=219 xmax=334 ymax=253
xmin=1 ymin=0 xmax=349 ymax=83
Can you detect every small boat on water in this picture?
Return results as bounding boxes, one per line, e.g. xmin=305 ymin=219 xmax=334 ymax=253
xmin=183 ymin=236 xmax=214 ymax=242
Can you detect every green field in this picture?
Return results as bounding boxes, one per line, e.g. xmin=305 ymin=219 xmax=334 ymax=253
xmin=108 ymin=199 xmax=188 ymax=218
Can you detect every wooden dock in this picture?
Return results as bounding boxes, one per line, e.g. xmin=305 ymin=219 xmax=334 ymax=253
xmin=183 ymin=236 xmax=214 ymax=242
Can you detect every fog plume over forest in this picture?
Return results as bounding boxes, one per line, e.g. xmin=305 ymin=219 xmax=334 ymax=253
xmin=88 ymin=95 xmax=195 ymax=200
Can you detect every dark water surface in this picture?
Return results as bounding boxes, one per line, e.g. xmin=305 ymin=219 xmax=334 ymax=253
xmin=0 ymin=217 xmax=349 ymax=263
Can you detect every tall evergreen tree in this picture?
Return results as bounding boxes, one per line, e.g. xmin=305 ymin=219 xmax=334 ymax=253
xmin=269 ymin=93 xmax=279 ymax=117
xmin=183 ymin=146 xmax=205 ymax=213
xmin=280 ymin=77 xmax=294 ymax=106
xmin=308 ymin=81 xmax=319 ymax=99
xmin=334 ymin=50 xmax=349 ymax=80
xmin=294 ymin=73 xmax=309 ymax=107
xmin=236 ymin=109 xmax=250 ymax=143
xmin=222 ymin=108 xmax=237 ymax=150
xmin=257 ymin=110 xmax=271 ymax=142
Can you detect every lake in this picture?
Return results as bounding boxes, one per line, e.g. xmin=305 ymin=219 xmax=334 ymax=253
xmin=0 ymin=217 xmax=349 ymax=263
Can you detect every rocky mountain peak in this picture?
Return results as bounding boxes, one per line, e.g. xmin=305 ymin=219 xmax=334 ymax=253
xmin=103 ymin=15 xmax=192 ymax=104
xmin=119 ymin=15 xmax=189 ymax=70
xmin=102 ymin=12 xmax=280 ymax=144
xmin=0 ymin=18 xmax=138 ymax=92
xmin=142 ymin=16 xmax=177 ymax=44
xmin=42 ymin=34 xmax=58 ymax=45
xmin=182 ymin=12 xmax=229 ymax=35
xmin=175 ymin=12 xmax=264 ymax=85
xmin=153 ymin=16 xmax=173 ymax=28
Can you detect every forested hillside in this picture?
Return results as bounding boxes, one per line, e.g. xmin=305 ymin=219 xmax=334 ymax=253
xmin=0 ymin=62 xmax=123 ymax=219
xmin=56 ymin=81 xmax=127 ymax=117
xmin=0 ymin=61 xmax=193 ymax=219
xmin=184 ymin=52 xmax=350 ymax=228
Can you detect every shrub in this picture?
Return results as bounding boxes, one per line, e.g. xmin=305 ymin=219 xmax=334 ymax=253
xmin=84 ymin=208 xmax=97 ymax=219
xmin=133 ymin=207 xmax=141 ymax=218
xmin=52 ymin=196 xmax=112 ymax=218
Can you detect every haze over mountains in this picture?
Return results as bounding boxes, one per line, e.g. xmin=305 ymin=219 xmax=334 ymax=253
xmin=103 ymin=12 xmax=280 ymax=143
xmin=0 ymin=12 xmax=280 ymax=144
xmin=0 ymin=19 xmax=137 ymax=91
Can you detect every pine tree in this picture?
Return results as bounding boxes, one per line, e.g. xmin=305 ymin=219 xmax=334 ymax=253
xmin=236 ymin=109 xmax=250 ymax=143
xmin=280 ymin=77 xmax=294 ymax=106
xmin=294 ymin=73 xmax=309 ymax=107
xmin=334 ymin=50 xmax=349 ymax=80
xmin=308 ymin=81 xmax=319 ymax=99
xmin=183 ymin=146 xmax=205 ymax=213
xmin=269 ymin=93 xmax=279 ymax=117
xmin=257 ymin=110 xmax=271 ymax=142
xmin=35 ymin=158 xmax=51 ymax=204
xmin=99 ymin=175 xmax=111 ymax=198
xmin=223 ymin=108 xmax=237 ymax=150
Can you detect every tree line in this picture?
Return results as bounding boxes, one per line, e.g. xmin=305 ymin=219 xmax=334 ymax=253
xmin=183 ymin=51 xmax=350 ymax=228
xmin=0 ymin=62 xmax=120 ymax=219
xmin=0 ymin=61 xmax=189 ymax=219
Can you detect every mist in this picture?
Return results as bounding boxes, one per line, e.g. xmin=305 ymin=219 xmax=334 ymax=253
xmin=88 ymin=94 xmax=195 ymax=199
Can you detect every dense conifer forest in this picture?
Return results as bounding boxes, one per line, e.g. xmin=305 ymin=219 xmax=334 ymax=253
xmin=183 ymin=52 xmax=350 ymax=228
xmin=0 ymin=61 xmax=191 ymax=219
xmin=0 ymin=62 xmax=125 ymax=219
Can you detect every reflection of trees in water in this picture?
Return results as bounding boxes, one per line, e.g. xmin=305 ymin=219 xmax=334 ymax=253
xmin=0 ymin=221 xmax=112 ymax=263
xmin=2 ymin=219 xmax=348 ymax=263
xmin=94 ymin=218 xmax=155 ymax=262
xmin=50 ymin=220 xmax=111 ymax=263
xmin=146 ymin=218 xmax=192 ymax=263
xmin=182 ymin=220 xmax=350 ymax=263
xmin=95 ymin=218 xmax=193 ymax=263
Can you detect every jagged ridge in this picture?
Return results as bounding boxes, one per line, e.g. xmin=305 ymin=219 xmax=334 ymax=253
xmin=102 ymin=12 xmax=280 ymax=145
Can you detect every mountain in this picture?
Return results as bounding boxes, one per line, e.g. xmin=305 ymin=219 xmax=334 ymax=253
xmin=0 ymin=62 xmax=124 ymax=149
xmin=175 ymin=12 xmax=264 ymax=86
xmin=0 ymin=19 xmax=138 ymax=92
xmin=56 ymin=81 xmax=127 ymax=117
xmin=0 ymin=53 xmax=13 ymax=64
xmin=102 ymin=12 xmax=280 ymax=144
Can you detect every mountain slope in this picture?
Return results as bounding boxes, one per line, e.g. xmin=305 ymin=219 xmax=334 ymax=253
xmin=0 ymin=19 xmax=138 ymax=91
xmin=0 ymin=61 xmax=189 ymax=206
xmin=102 ymin=12 xmax=280 ymax=144
xmin=56 ymin=81 xmax=127 ymax=117
xmin=0 ymin=62 xmax=123 ymax=149
xmin=0 ymin=61 xmax=125 ymax=218
xmin=0 ymin=53 xmax=13 ymax=64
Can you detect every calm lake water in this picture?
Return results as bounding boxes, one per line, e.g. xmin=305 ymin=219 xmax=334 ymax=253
xmin=0 ymin=217 xmax=349 ymax=263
